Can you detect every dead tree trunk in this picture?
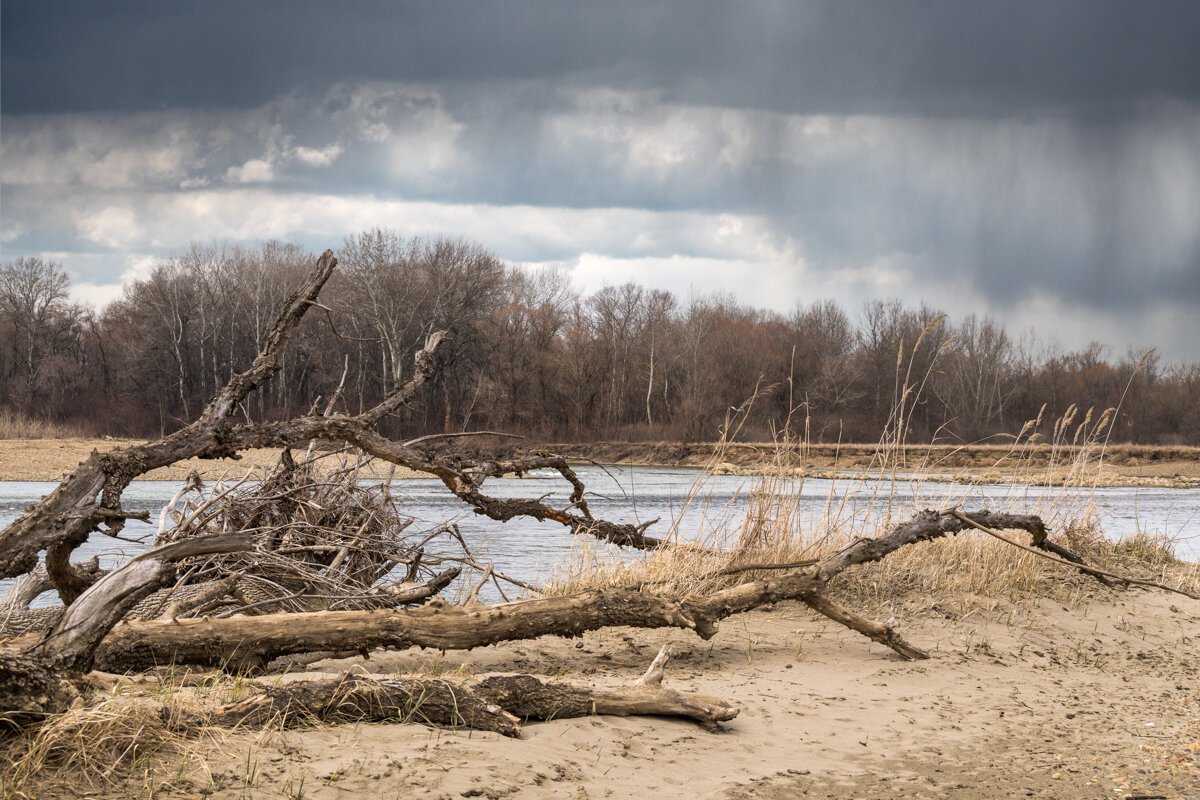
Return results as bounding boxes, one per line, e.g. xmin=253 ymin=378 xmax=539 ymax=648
xmin=86 ymin=511 xmax=1057 ymax=673
xmin=201 ymin=645 xmax=737 ymax=736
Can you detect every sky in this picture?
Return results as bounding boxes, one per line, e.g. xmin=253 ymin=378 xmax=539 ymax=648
xmin=3 ymin=1 xmax=1200 ymax=361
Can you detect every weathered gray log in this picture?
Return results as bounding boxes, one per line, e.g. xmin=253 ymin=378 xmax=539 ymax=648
xmin=209 ymin=673 xmax=523 ymax=736
xmin=0 ymin=534 xmax=252 ymax=721
xmin=36 ymin=535 xmax=254 ymax=672
xmin=475 ymin=644 xmax=738 ymax=731
xmin=0 ymin=557 xmax=104 ymax=612
xmin=205 ymin=645 xmax=736 ymax=736
xmin=87 ymin=510 xmax=1065 ymax=672
xmin=1 ymin=566 xmax=463 ymax=639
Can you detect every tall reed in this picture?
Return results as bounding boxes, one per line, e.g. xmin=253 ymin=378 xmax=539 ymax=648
xmin=546 ymin=339 xmax=1199 ymax=605
xmin=0 ymin=409 xmax=86 ymax=439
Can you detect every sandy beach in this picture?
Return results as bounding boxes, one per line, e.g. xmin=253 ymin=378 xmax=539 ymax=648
xmin=28 ymin=587 xmax=1193 ymax=800
xmin=0 ymin=438 xmax=425 ymax=482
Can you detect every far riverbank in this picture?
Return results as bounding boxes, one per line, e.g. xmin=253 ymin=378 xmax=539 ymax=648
xmin=1 ymin=437 xmax=1198 ymax=487
xmin=532 ymin=440 xmax=1200 ymax=488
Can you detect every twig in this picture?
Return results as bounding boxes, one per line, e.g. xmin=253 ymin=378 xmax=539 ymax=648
xmin=465 ymin=562 xmax=495 ymax=606
xmin=440 ymin=556 xmax=542 ymax=593
xmin=402 ymin=431 xmax=526 ymax=447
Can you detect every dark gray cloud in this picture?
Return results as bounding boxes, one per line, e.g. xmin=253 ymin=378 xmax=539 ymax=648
xmin=3 ymin=1 xmax=1200 ymax=361
xmin=5 ymin=0 xmax=1200 ymax=118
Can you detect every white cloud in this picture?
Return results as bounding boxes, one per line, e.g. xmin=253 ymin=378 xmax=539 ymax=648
xmin=0 ymin=83 xmax=462 ymax=193
xmin=57 ymin=252 xmax=157 ymax=311
xmin=1 ymin=114 xmax=204 ymax=188
xmin=75 ymin=206 xmax=144 ymax=249
xmin=1 ymin=221 xmax=26 ymax=243
xmin=290 ymin=143 xmax=344 ymax=167
xmin=223 ymin=158 xmax=275 ymax=184
xmin=825 ymin=254 xmax=913 ymax=289
xmin=69 ymin=281 xmax=126 ymax=310
xmin=566 ymin=252 xmax=807 ymax=311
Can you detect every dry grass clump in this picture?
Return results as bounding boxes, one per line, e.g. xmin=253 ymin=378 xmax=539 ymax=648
xmin=0 ymin=675 xmax=238 ymax=799
xmin=548 ymin=474 xmax=1197 ymax=607
xmin=0 ymin=409 xmax=85 ymax=440
xmin=828 ymin=523 xmax=1198 ymax=610
xmin=0 ymin=659 xmax=496 ymax=800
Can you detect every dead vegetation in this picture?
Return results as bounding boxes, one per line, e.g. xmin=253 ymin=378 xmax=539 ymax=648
xmin=0 ymin=410 xmax=85 ymax=440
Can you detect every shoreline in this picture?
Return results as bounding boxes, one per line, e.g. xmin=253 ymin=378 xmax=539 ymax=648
xmin=5 ymin=436 xmax=1200 ymax=798
xmin=2 ymin=438 xmax=1200 ymax=487
xmin=538 ymin=440 xmax=1200 ymax=488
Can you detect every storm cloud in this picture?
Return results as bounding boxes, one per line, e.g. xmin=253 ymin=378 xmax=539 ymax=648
xmin=3 ymin=1 xmax=1199 ymax=358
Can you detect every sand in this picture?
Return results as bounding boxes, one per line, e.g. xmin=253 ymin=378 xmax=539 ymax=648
xmin=553 ymin=441 xmax=1200 ymax=489
xmin=115 ymin=590 xmax=1200 ymax=800
xmin=0 ymin=438 xmax=424 ymax=482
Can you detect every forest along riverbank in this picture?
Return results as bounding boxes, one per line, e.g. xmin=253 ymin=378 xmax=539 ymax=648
xmin=3 ymin=438 xmax=1200 ymax=486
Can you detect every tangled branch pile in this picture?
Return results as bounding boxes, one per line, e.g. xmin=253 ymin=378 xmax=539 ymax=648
xmin=147 ymin=450 xmax=463 ymax=618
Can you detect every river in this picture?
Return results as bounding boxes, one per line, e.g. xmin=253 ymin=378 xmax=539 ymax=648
xmin=2 ymin=466 xmax=1197 ymax=606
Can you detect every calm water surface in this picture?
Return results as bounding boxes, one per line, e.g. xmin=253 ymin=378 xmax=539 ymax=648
xmin=3 ymin=466 xmax=1197 ymax=605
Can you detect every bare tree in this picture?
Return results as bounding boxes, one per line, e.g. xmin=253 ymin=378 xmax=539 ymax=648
xmin=0 ymin=257 xmax=72 ymax=413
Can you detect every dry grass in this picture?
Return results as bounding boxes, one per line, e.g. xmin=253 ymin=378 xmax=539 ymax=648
xmin=547 ymin=341 xmax=1199 ymax=609
xmin=0 ymin=672 xmax=245 ymax=800
xmin=546 ymin=465 xmax=1199 ymax=609
xmin=0 ymin=657 xmax=492 ymax=800
xmin=0 ymin=409 xmax=85 ymax=440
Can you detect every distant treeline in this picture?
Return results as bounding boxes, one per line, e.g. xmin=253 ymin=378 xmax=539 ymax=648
xmin=2 ymin=231 xmax=1198 ymax=445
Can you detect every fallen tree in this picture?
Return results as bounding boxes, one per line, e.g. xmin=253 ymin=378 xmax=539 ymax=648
xmin=204 ymin=645 xmax=738 ymax=735
xmin=84 ymin=508 xmax=1125 ymax=674
xmin=0 ymin=249 xmax=682 ymax=730
xmin=2 ymin=247 xmax=1192 ymax=740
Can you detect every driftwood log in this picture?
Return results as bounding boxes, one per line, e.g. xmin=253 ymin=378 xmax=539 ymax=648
xmin=0 ymin=535 xmax=251 ymax=722
xmin=204 ymin=645 xmax=738 ymax=736
xmin=84 ymin=510 xmax=1056 ymax=674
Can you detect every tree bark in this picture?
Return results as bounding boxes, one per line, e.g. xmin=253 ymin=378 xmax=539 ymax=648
xmin=202 ymin=645 xmax=737 ymax=736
